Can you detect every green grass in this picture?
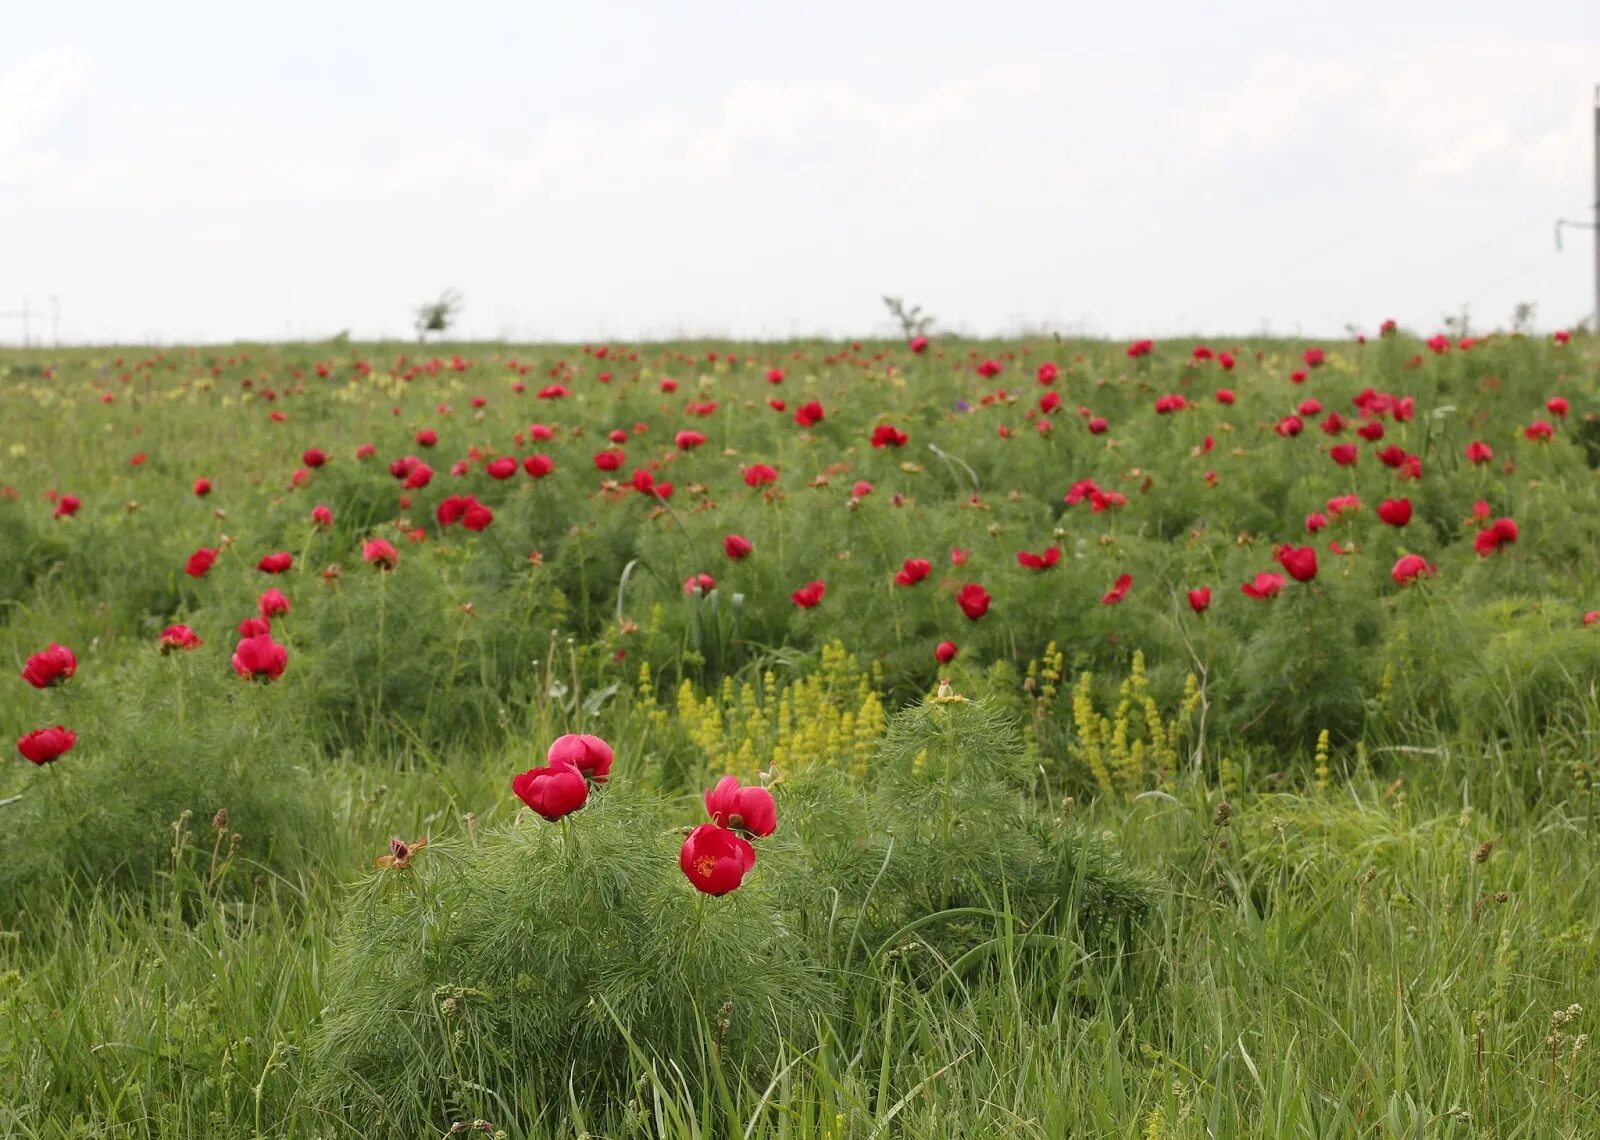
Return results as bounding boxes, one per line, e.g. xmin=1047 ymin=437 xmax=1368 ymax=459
xmin=1 ymin=333 xmax=1598 ymax=1136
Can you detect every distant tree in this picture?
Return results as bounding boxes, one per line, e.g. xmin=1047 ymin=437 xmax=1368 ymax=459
xmin=883 ymin=295 xmax=934 ymax=340
xmin=1510 ymin=301 xmax=1537 ymax=333
xmin=414 ymin=289 xmax=463 ymax=342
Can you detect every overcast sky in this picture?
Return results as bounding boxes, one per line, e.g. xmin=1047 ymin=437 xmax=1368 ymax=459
xmin=2 ymin=1 xmax=1598 ymax=345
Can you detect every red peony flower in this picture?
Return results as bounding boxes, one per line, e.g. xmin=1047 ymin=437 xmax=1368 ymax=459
xmin=363 ymin=538 xmax=400 ymax=569
xmin=18 ymin=725 xmax=76 ymax=765
xmin=1377 ymin=498 xmax=1412 ymax=527
xmin=546 ymin=733 xmax=614 ymax=784
xmin=311 ymin=504 xmax=334 ymax=527
xmin=302 ymin=447 xmax=329 ymax=468
xmin=1187 ymin=586 xmax=1211 ymax=613
xmin=1273 ymin=545 xmax=1319 ymax=583
xmin=935 ymin=640 xmax=959 ymax=663
xmin=21 ymin=643 xmax=76 ymax=688
xmin=158 ymin=624 xmax=202 ymax=653
xmin=956 ymin=582 xmax=991 ymax=620
xmin=794 ymin=401 xmax=825 ymax=428
xmin=1391 ymin=553 xmax=1436 ymax=585
xmin=1465 ymin=440 xmax=1493 ymax=464
xmin=258 ymin=588 xmax=291 ymax=617
xmin=674 ymin=430 xmax=706 ymax=451
xmin=231 ymin=633 xmax=287 ymax=681
xmin=1101 ymin=573 xmax=1133 ymax=605
xmin=511 ymin=761 xmax=588 ymax=821
xmin=486 ymin=456 xmax=518 ymax=480
xmin=684 ymin=572 xmax=717 ymax=595
xmin=523 ymin=453 xmax=554 ymax=478
xmin=870 ymin=424 xmax=909 ymax=448
xmin=724 ymin=534 xmax=753 ymax=560
xmin=1241 ymin=571 xmax=1286 ymax=599
xmin=238 ymin=616 xmax=270 ymax=638
xmin=705 ymin=774 xmax=777 ymax=837
xmin=895 ymin=558 xmax=932 ymax=586
xmin=1474 ymin=517 xmax=1519 ymax=557
xmin=1016 ymin=546 xmax=1061 ymax=571
xmin=257 ymin=552 xmax=293 ymax=574
xmin=743 ymin=464 xmax=779 ymax=488
xmin=679 ymin=823 xmax=756 ymax=895
xmin=791 ymin=580 xmax=826 ymax=608
xmin=193 ymin=477 xmax=213 ymax=497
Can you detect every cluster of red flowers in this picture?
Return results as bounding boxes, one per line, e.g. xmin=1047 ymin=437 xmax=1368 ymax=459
xmin=17 ymin=643 xmax=78 ymax=765
xmin=507 ymin=734 xmax=775 ymax=896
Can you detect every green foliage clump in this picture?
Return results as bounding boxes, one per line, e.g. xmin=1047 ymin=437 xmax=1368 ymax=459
xmin=313 ymin=788 xmax=824 ymax=1134
xmin=0 ymin=654 xmax=325 ymax=913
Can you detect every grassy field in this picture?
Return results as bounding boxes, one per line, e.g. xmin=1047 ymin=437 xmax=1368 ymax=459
xmin=2 ymin=331 xmax=1598 ymax=1138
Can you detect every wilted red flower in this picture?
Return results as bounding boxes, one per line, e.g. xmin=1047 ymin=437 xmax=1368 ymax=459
xmin=743 ymin=464 xmax=779 ymax=488
xmin=791 ymin=580 xmax=826 ymax=608
xmin=895 ymin=558 xmax=932 ymax=586
xmin=231 ymin=633 xmax=287 ymax=681
xmin=1187 ymin=586 xmax=1211 ymax=613
xmin=311 ymin=504 xmax=334 ymax=527
xmin=935 ymin=640 xmax=959 ymax=663
xmin=363 ymin=538 xmax=399 ymax=569
xmin=679 ymin=823 xmax=756 ymax=895
xmin=1474 ymin=517 xmax=1519 ymax=557
xmin=1274 ymin=545 xmax=1318 ymax=583
xmin=794 ymin=401 xmax=825 ymax=428
xmin=258 ymin=588 xmax=291 ymax=617
xmin=257 ymin=552 xmax=293 ymax=574
xmin=374 ymin=835 xmax=427 ymax=870
xmin=21 ymin=643 xmax=76 ymax=688
xmin=870 ymin=424 xmax=909 ymax=448
xmin=1377 ymin=498 xmax=1412 ymax=527
xmin=1101 ymin=573 xmax=1133 ymax=605
xmin=511 ymin=761 xmax=588 ymax=821
xmin=956 ymin=582 xmax=992 ymax=620
xmin=158 ymin=624 xmax=202 ymax=653
xmin=1016 ymin=547 xmax=1061 ymax=571
xmin=1241 ymin=571 xmax=1286 ymax=599
xmin=1391 ymin=553 xmax=1436 ymax=585
xmin=546 ymin=733 xmax=614 ymax=784
xmin=684 ymin=572 xmax=717 ymax=595
xmin=724 ymin=534 xmax=753 ymax=560
xmin=17 ymin=725 xmax=76 ymax=765
xmin=705 ymin=775 xmax=777 ymax=837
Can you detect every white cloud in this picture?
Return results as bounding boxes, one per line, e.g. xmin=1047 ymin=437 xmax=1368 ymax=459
xmin=0 ymin=46 xmax=93 ymax=183
xmin=1180 ymin=55 xmax=1362 ymax=155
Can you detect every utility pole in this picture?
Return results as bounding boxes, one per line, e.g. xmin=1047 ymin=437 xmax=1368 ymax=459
xmin=1553 ymin=84 xmax=1600 ymax=331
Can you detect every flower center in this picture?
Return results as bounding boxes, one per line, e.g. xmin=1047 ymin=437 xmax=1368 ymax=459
xmin=694 ymin=855 xmax=717 ymax=877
